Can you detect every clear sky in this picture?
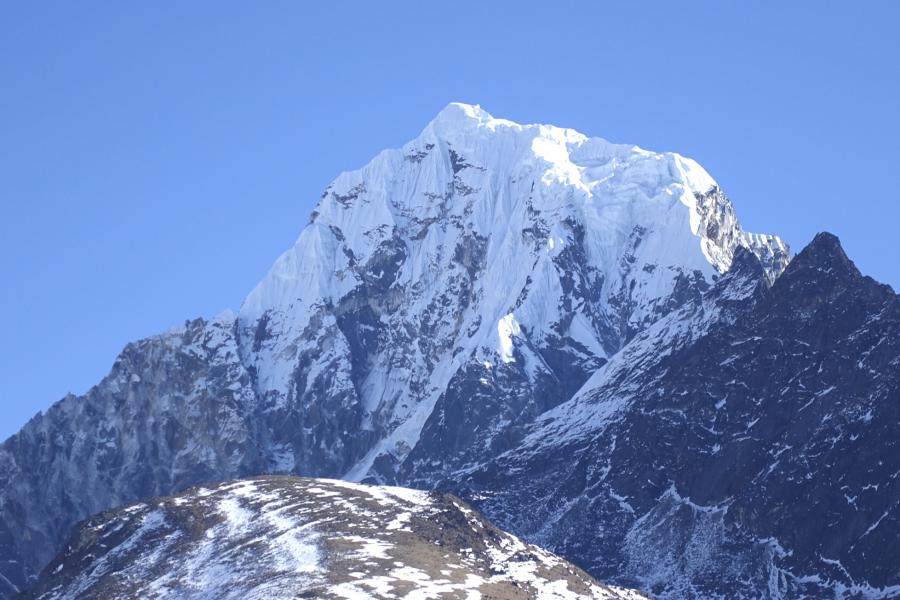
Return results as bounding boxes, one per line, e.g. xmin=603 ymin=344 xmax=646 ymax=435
xmin=1 ymin=1 xmax=898 ymax=440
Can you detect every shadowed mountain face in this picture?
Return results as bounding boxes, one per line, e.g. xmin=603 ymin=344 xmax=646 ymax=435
xmin=451 ymin=234 xmax=900 ymax=598
xmin=2 ymin=106 xmax=896 ymax=599
xmin=19 ymin=477 xmax=647 ymax=600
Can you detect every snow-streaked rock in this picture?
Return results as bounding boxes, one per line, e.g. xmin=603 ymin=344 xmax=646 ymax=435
xmin=22 ymin=476 xmax=648 ymax=600
xmin=454 ymin=234 xmax=900 ymax=599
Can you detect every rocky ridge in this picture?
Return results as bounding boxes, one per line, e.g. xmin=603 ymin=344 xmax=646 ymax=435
xmin=452 ymin=234 xmax=900 ymax=598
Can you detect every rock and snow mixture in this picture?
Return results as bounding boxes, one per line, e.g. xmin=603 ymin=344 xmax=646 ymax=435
xmin=2 ymin=102 xmax=787 ymax=597
xmin=4 ymin=104 xmax=900 ymax=599
xmin=23 ymin=477 xmax=648 ymax=600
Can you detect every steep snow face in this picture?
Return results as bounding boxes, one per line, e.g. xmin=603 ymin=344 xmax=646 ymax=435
xmin=24 ymin=476 xmax=648 ymax=600
xmin=237 ymin=102 xmax=788 ymax=478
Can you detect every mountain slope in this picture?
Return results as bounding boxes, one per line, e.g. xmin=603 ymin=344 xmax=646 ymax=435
xmin=21 ymin=476 xmax=647 ymax=600
xmin=0 ymin=104 xmax=786 ymax=596
xmin=452 ymin=234 xmax=900 ymax=598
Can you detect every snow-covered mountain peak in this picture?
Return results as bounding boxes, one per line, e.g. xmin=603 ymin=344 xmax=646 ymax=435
xmin=420 ymin=102 xmax=718 ymax=198
xmin=426 ymin=101 xmax=499 ymax=129
xmin=243 ymin=104 xmax=786 ymax=318
xmin=234 ymin=104 xmax=788 ymax=480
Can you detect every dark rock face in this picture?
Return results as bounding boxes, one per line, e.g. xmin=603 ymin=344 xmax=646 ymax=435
xmin=452 ymin=234 xmax=900 ymax=598
xmin=20 ymin=476 xmax=647 ymax=600
xmin=0 ymin=317 xmax=264 ymax=596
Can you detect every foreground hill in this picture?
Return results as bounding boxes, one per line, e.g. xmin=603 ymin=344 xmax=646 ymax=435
xmin=20 ymin=476 xmax=646 ymax=600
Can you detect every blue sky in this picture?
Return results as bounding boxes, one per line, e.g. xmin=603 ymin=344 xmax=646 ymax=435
xmin=1 ymin=1 xmax=898 ymax=439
